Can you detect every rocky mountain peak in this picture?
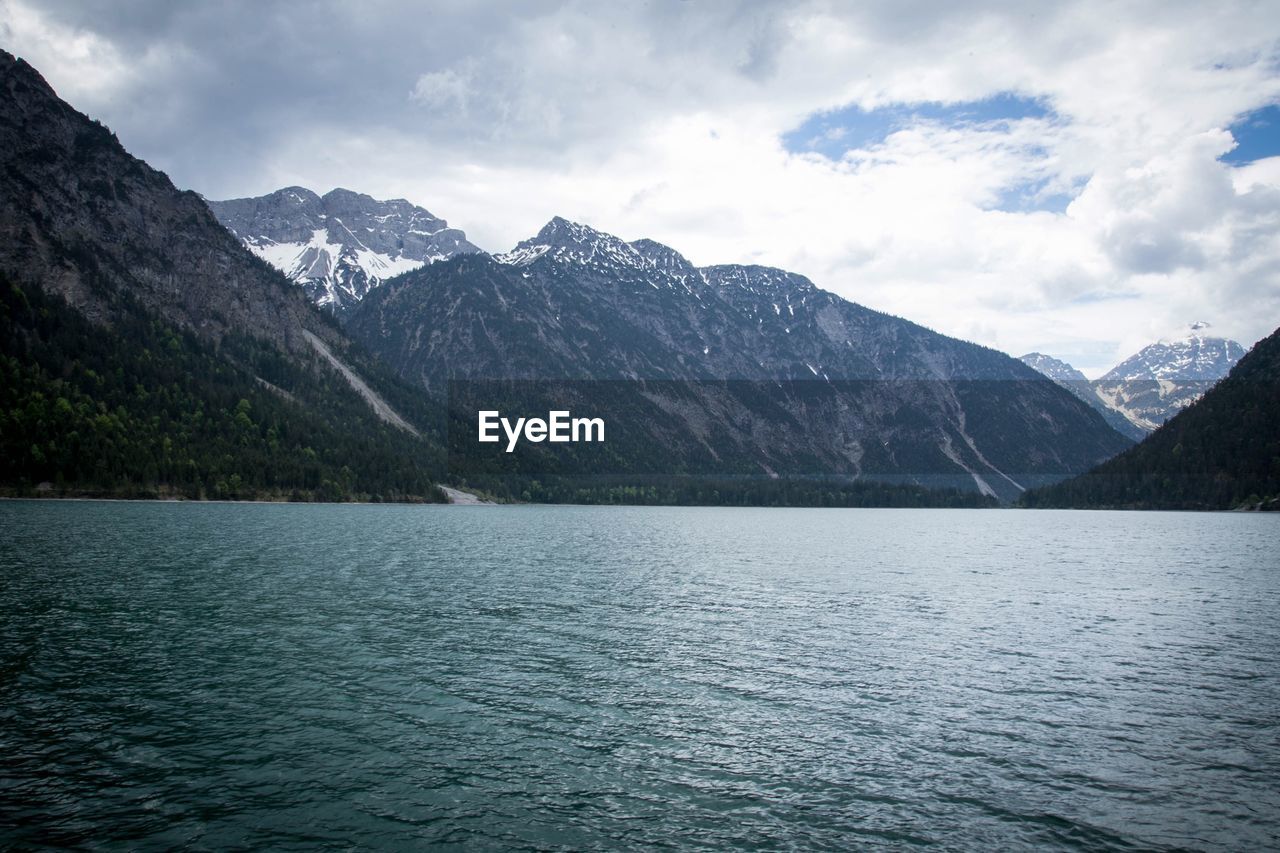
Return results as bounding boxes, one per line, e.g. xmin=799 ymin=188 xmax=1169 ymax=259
xmin=1103 ymin=331 xmax=1246 ymax=382
xmin=1020 ymin=326 xmax=1249 ymax=438
xmin=320 ymin=187 xmax=369 ymax=204
xmin=629 ymin=238 xmax=706 ymax=284
xmin=1 ymin=49 xmax=50 ymax=97
xmin=279 ymin=185 xmax=323 ymax=204
xmin=495 ymin=217 xmax=649 ymax=271
xmin=1019 ymin=352 xmax=1088 ymax=383
xmin=207 ymin=186 xmax=480 ymax=312
xmin=0 ymin=48 xmax=333 ymax=356
xmin=537 ymin=215 xmax=592 ymax=243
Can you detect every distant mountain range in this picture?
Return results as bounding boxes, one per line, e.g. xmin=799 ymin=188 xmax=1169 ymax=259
xmin=207 ymin=187 xmax=480 ymax=312
xmin=1020 ymin=325 xmax=1245 ymax=440
xmin=1 ymin=48 xmax=1194 ymax=507
xmin=201 ymin=150 xmax=1242 ymax=464
xmin=345 ymin=217 xmax=1132 ymax=501
xmin=1023 ymin=323 xmax=1279 ymax=510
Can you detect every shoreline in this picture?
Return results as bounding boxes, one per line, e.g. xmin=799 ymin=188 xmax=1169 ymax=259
xmin=0 ymin=494 xmax=1270 ymax=512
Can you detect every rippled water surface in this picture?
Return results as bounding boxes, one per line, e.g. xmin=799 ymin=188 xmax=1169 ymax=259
xmin=2 ymin=502 xmax=1279 ymax=849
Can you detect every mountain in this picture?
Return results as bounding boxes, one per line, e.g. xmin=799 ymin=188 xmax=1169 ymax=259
xmin=207 ymin=187 xmax=480 ymax=312
xmin=1019 ymin=352 xmax=1087 ymax=383
xmin=0 ymin=50 xmax=445 ymax=501
xmin=347 ymin=217 xmax=1133 ymax=502
xmin=1104 ymin=323 xmax=1244 ymax=382
xmin=1092 ymin=324 xmax=1246 ymax=431
xmin=1018 ymin=326 xmax=1246 ymax=440
xmin=1018 ymin=352 xmax=1148 ymax=441
xmin=1022 ymin=324 xmax=1280 ymax=510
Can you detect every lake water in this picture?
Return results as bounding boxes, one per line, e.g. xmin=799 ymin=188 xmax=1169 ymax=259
xmin=2 ymin=502 xmax=1278 ymax=849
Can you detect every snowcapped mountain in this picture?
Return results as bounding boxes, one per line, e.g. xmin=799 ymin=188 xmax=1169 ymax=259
xmin=1025 ymin=323 xmax=1280 ymax=510
xmin=1101 ymin=323 xmax=1245 ymax=382
xmin=1094 ymin=324 xmax=1246 ymax=432
xmin=496 ymin=217 xmax=709 ymax=295
xmin=1020 ymin=324 xmax=1246 ymax=437
xmin=347 ymin=216 xmax=1132 ymax=501
xmin=207 ymin=187 xmax=480 ymax=311
xmin=497 ymin=217 xmax=643 ymax=269
xmin=1018 ymin=353 xmax=1088 ymax=383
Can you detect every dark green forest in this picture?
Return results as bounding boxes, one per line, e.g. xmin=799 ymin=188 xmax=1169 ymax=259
xmin=0 ymin=276 xmax=447 ymax=502
xmin=1020 ymin=325 xmax=1280 ymax=510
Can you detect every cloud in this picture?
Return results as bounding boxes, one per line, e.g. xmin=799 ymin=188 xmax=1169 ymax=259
xmin=2 ymin=0 xmax=1279 ymax=375
xmin=0 ymin=0 xmax=185 ymax=107
xmin=411 ymin=68 xmax=472 ymax=113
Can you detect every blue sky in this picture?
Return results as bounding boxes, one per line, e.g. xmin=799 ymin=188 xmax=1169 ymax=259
xmin=781 ymin=93 xmax=1055 ymax=159
xmin=1221 ymin=103 xmax=1280 ymax=165
xmin=781 ymin=95 xmax=1082 ymax=214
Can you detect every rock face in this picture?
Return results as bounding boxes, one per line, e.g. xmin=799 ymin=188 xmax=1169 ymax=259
xmin=1020 ymin=325 xmax=1247 ymax=438
xmin=348 ymin=217 xmax=1133 ymax=501
xmin=1018 ymin=353 xmax=1148 ymax=441
xmin=1019 ymin=353 xmax=1088 ymax=383
xmin=1093 ymin=325 xmax=1246 ymax=431
xmin=207 ymin=187 xmax=480 ymax=311
xmin=1104 ymin=323 xmax=1245 ymax=382
xmin=0 ymin=51 xmax=337 ymax=358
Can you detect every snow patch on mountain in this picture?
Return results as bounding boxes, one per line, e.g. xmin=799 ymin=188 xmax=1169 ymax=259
xmin=1102 ymin=323 xmax=1246 ymax=382
xmin=1021 ymin=325 xmax=1247 ymax=438
xmin=207 ymin=187 xmax=480 ymax=312
xmin=494 ymin=217 xmax=709 ymax=296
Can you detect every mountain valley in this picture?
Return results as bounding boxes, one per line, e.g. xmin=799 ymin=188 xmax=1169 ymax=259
xmin=4 ymin=46 xmax=1266 ymax=508
xmin=1020 ymin=325 xmax=1245 ymax=440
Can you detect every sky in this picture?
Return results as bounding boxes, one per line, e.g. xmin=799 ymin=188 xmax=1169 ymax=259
xmin=3 ymin=0 xmax=1279 ymax=376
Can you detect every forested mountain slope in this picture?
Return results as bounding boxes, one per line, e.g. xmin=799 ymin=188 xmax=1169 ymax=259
xmin=0 ymin=50 xmax=445 ymax=501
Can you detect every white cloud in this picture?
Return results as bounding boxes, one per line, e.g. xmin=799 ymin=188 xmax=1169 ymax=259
xmin=0 ymin=0 xmax=136 ymax=103
xmin=411 ymin=69 xmax=469 ymax=110
xmin=3 ymin=0 xmax=1280 ymax=375
xmin=0 ymin=0 xmax=192 ymax=112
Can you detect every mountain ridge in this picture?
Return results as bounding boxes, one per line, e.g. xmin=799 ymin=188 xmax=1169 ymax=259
xmin=348 ymin=216 xmax=1133 ymax=501
xmin=0 ymin=52 xmax=331 ymax=356
xmin=0 ymin=49 xmax=446 ymax=501
xmin=1019 ymin=327 xmax=1246 ymax=438
xmin=207 ymin=186 xmax=480 ymax=312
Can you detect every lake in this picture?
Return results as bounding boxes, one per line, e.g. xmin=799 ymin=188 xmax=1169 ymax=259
xmin=1 ymin=502 xmax=1278 ymax=849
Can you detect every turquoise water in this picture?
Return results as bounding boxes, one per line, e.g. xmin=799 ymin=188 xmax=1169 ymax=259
xmin=2 ymin=502 xmax=1278 ymax=849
